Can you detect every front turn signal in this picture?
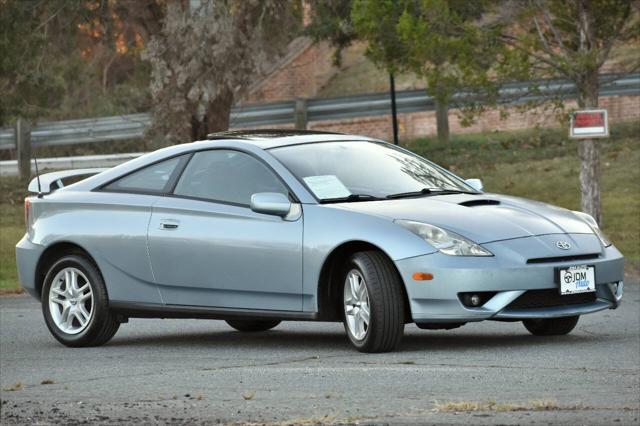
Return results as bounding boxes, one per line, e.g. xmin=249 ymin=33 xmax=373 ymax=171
xmin=412 ymin=272 xmax=434 ymax=281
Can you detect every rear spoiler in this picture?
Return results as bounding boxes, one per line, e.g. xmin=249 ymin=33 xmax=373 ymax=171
xmin=28 ymin=168 xmax=108 ymax=195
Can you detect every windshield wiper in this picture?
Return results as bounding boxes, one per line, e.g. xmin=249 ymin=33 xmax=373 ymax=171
xmin=386 ymin=188 xmax=477 ymax=199
xmin=429 ymin=189 xmax=478 ymax=195
xmin=385 ymin=188 xmax=434 ymax=199
xmin=320 ymin=194 xmax=384 ymax=203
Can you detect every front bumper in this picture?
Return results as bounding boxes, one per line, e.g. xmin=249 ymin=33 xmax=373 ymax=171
xmin=394 ymin=234 xmax=624 ymax=323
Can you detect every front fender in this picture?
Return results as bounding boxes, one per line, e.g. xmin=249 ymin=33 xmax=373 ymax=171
xmin=302 ymin=204 xmax=434 ymax=311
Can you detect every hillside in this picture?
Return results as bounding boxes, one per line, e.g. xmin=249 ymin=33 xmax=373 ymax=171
xmin=318 ymin=41 xmax=639 ymax=97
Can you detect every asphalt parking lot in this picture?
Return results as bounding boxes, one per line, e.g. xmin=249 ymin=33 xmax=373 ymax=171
xmin=1 ymin=286 xmax=639 ymax=425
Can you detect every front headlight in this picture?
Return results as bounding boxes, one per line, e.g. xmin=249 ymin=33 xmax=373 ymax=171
xmin=572 ymin=211 xmax=612 ymax=247
xmin=394 ymin=220 xmax=493 ymax=256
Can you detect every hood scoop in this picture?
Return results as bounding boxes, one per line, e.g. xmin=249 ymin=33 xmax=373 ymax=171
xmin=459 ymin=199 xmax=501 ymax=207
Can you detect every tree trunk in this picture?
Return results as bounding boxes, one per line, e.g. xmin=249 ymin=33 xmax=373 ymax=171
xmin=190 ymin=87 xmax=234 ymax=141
xmin=102 ymin=54 xmax=117 ymax=93
xmin=576 ymin=1 xmax=602 ymax=225
xmin=435 ymin=98 xmax=450 ymax=143
xmin=577 ymin=73 xmax=601 ymax=225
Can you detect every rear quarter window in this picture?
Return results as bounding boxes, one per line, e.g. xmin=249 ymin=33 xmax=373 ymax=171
xmin=103 ymin=156 xmax=183 ymax=194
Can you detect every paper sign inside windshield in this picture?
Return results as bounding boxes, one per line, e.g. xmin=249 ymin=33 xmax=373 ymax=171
xmin=303 ymin=175 xmax=351 ymax=200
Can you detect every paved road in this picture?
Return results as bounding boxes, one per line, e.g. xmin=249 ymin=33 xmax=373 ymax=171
xmin=1 ymin=287 xmax=639 ymax=425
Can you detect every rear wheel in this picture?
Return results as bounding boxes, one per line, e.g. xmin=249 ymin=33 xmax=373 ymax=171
xmin=225 ymin=319 xmax=281 ymax=332
xmin=342 ymin=251 xmax=404 ymax=353
xmin=523 ymin=316 xmax=579 ymax=336
xmin=42 ymin=254 xmax=120 ymax=347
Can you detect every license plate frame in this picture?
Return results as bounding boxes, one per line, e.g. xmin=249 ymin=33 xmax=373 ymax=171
xmin=556 ymin=265 xmax=596 ymax=295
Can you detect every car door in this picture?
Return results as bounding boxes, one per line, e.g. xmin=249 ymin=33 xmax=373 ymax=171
xmin=147 ymin=149 xmax=303 ymax=311
xmin=94 ymin=155 xmax=190 ymax=304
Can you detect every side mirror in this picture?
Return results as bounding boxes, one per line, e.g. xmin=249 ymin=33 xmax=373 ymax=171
xmin=250 ymin=192 xmax=291 ymax=217
xmin=465 ymin=178 xmax=484 ymax=192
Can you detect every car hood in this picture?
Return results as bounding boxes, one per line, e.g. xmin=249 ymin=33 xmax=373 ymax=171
xmin=331 ymin=193 xmax=594 ymax=244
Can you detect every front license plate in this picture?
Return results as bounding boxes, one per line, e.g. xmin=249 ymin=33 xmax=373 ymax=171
xmin=559 ymin=265 xmax=596 ymax=295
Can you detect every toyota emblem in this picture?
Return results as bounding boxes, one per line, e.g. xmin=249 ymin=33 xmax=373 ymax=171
xmin=556 ymin=240 xmax=571 ymax=250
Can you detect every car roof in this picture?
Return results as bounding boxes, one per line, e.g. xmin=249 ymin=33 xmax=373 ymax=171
xmin=64 ymin=130 xmax=384 ymax=198
xmin=205 ymin=129 xmax=380 ymax=149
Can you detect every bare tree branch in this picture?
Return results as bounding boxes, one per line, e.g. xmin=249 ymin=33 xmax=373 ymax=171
xmin=537 ymin=0 xmax=570 ymax=55
xmin=499 ymin=34 xmax=574 ymax=79
xmin=598 ymin=61 xmax=640 ymax=86
xmin=532 ymin=15 xmax=559 ymax=59
xmin=597 ymin=8 xmax=633 ymax=67
xmin=33 ymin=2 xmax=68 ymax=33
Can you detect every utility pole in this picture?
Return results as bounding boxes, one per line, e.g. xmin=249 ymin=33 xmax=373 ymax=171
xmin=389 ymin=73 xmax=399 ymax=145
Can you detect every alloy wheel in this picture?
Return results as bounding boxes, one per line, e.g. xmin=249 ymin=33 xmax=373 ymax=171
xmin=343 ymin=269 xmax=371 ymax=340
xmin=48 ymin=267 xmax=94 ymax=334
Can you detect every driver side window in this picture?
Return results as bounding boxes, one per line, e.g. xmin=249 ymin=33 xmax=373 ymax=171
xmin=173 ymin=150 xmax=288 ymax=206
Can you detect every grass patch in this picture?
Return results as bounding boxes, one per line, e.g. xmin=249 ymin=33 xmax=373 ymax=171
xmin=242 ymin=414 xmax=341 ymax=426
xmin=0 ymin=122 xmax=637 ymax=291
xmin=0 ymin=175 xmax=25 ymax=290
xmin=0 ymin=212 xmax=24 ymax=290
xmin=530 ymin=398 xmax=560 ymax=410
xmin=434 ymin=398 xmax=560 ymax=412
xmin=3 ymin=381 xmax=24 ymax=392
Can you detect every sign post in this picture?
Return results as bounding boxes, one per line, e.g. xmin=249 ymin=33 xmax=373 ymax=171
xmin=570 ymin=108 xmax=608 ymax=226
xmin=569 ymin=109 xmax=609 ymax=139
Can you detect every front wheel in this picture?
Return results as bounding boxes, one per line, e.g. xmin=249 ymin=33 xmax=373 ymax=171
xmin=523 ymin=316 xmax=579 ymax=336
xmin=342 ymin=251 xmax=405 ymax=353
xmin=42 ymin=254 xmax=120 ymax=347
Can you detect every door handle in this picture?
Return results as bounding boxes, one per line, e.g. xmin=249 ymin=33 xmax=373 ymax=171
xmin=159 ymin=219 xmax=180 ymax=230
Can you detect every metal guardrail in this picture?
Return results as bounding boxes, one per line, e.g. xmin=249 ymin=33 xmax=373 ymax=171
xmin=0 ymin=153 xmax=144 ymax=177
xmin=1 ymin=73 xmax=638 ymax=151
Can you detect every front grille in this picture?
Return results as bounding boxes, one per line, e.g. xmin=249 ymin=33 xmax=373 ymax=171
xmin=526 ymin=253 xmax=600 ymax=264
xmin=508 ymin=289 xmax=596 ymax=310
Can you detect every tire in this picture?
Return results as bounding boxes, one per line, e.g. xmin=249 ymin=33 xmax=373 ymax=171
xmin=41 ymin=254 xmax=120 ymax=347
xmin=225 ymin=319 xmax=281 ymax=332
xmin=523 ymin=316 xmax=579 ymax=336
xmin=341 ymin=251 xmax=405 ymax=353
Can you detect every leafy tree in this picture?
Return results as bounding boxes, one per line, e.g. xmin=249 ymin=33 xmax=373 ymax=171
xmin=351 ymin=0 xmax=409 ymax=75
xmin=304 ymin=0 xmax=357 ymax=66
xmin=328 ymin=0 xmax=496 ymax=143
xmin=143 ymin=0 xmax=300 ymax=146
xmin=0 ymin=1 xmax=87 ymax=125
xmin=0 ymin=0 xmax=158 ymax=126
xmin=394 ymin=0 xmax=492 ymax=143
xmin=494 ymin=0 xmax=639 ymax=223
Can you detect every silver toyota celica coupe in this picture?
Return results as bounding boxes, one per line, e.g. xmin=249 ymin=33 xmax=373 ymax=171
xmin=16 ymin=130 xmax=624 ymax=352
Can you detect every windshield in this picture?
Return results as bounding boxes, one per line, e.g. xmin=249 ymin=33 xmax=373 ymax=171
xmin=269 ymin=141 xmax=477 ymax=201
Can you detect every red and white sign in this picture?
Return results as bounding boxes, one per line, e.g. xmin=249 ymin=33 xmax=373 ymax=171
xmin=570 ymin=109 xmax=609 ymax=138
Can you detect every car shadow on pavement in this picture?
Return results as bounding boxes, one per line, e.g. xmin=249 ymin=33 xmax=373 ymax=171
xmin=399 ymin=332 xmax=594 ymax=353
xmin=105 ymin=327 xmax=596 ymax=352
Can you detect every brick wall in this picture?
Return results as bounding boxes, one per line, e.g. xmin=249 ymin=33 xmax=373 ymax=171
xmin=241 ymin=35 xmax=638 ymax=139
xmin=303 ymin=95 xmax=640 ymax=141
xmin=246 ymin=39 xmax=336 ymax=103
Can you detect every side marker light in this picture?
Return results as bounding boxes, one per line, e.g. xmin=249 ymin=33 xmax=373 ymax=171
xmin=412 ymin=272 xmax=434 ymax=281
